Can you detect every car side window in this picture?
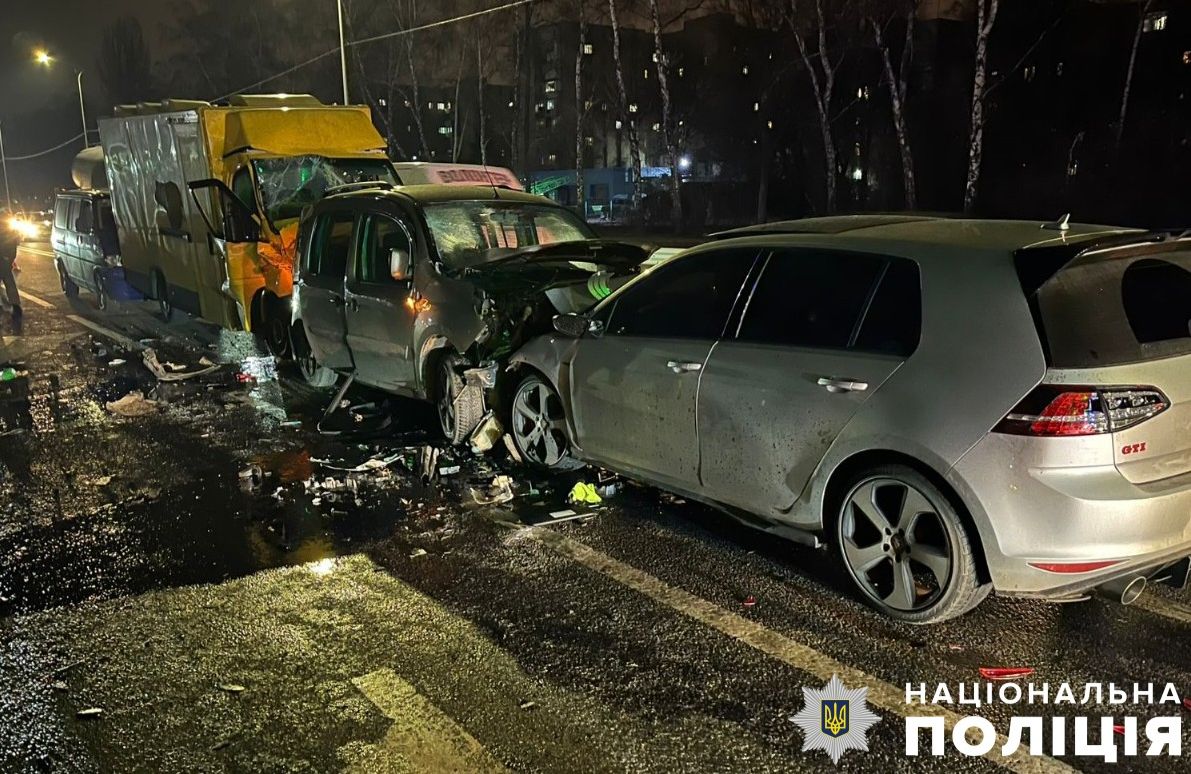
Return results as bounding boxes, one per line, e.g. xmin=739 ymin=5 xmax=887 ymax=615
xmin=357 ymin=214 xmax=412 ymax=284
xmin=75 ymin=200 xmax=94 ymax=233
xmin=737 ymin=249 xmax=884 ymax=350
xmin=308 ymin=210 xmax=355 ymax=279
xmin=853 ymin=259 xmax=922 ymax=356
xmin=605 ymin=249 xmax=756 ymax=339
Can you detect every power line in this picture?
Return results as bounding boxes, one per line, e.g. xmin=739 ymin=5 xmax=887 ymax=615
xmin=1 ymin=132 xmax=86 ymax=162
xmin=212 ymin=49 xmax=340 ymax=103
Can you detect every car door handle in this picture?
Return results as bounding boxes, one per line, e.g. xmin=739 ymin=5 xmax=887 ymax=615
xmin=667 ymin=360 xmax=703 ymax=374
xmin=817 ymin=377 xmax=869 ymax=393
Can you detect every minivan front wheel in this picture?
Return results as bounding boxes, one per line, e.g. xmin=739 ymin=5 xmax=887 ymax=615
xmin=436 ymin=354 xmax=483 ymax=445
xmin=835 ymin=465 xmax=988 ymax=624
xmin=58 ymin=262 xmax=79 ymax=298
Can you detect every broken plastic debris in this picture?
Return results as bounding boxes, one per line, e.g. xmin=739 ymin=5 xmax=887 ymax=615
xmin=235 ymin=373 xmax=256 ymax=384
xmin=105 ymin=391 xmax=158 ymax=417
xmin=978 ymin=667 xmax=1035 ymax=681
xmin=409 ymin=548 xmax=428 ymax=559
xmin=568 ymin=482 xmax=603 ymax=505
xmin=518 ymin=700 xmax=536 ymax=710
xmin=742 ymin=595 xmax=757 ymax=608
xmin=468 ymin=412 xmax=503 ymax=454
xmin=238 ymin=465 xmax=263 ymax=491
xmin=75 ymin=708 xmax=103 ymax=718
xmin=217 ymin=684 xmax=247 ymax=693
xmin=471 ymin=475 xmax=515 ymax=505
xmin=502 ymin=434 xmax=523 ymax=463
xmin=438 ymin=465 xmax=461 ymax=476
xmin=142 ymin=348 xmax=221 ymax=382
xmin=108 ymin=358 xmax=126 ymax=366
xmin=1113 ymin=724 xmax=1126 ymax=736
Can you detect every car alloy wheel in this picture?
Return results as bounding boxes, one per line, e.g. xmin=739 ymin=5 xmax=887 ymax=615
xmin=838 ymin=477 xmax=954 ymax=613
xmin=511 ymin=375 xmax=572 ymax=467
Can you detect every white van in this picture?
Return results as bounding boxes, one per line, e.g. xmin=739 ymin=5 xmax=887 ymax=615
xmin=391 ymin=162 xmax=523 ymax=191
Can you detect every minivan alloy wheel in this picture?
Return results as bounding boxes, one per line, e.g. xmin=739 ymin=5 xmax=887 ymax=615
xmin=839 ymin=477 xmax=954 ymax=613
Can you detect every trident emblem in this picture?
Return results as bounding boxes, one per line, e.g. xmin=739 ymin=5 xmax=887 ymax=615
xmin=821 ymin=700 xmax=849 ymax=738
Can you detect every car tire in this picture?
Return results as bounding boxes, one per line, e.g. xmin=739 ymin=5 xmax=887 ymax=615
xmin=437 ymin=354 xmax=483 ymax=445
xmin=94 ymin=271 xmax=109 ymax=311
xmin=59 ymin=262 xmax=79 ymax=298
xmin=256 ymin=293 xmax=293 ymax=359
xmin=292 ymin=324 xmax=337 ymax=389
xmin=834 ymin=464 xmax=990 ymax=624
xmin=509 ymin=373 xmax=585 ymax=470
xmin=152 ymin=270 xmax=172 ymax=321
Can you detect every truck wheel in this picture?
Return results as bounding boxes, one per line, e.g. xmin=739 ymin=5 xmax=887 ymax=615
xmin=292 ymin=325 xmax=337 ymax=388
xmin=437 ymin=354 xmax=483 ymax=445
xmin=152 ymin=270 xmax=172 ymax=321
xmin=58 ymin=262 xmax=79 ymax=298
xmin=93 ymin=271 xmax=109 ymax=311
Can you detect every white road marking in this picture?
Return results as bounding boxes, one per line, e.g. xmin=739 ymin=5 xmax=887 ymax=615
xmin=17 ymin=290 xmax=54 ymax=309
xmin=349 ymin=668 xmax=509 ymax=773
xmin=65 ymin=314 xmax=145 ymax=351
xmin=521 ymin=526 xmax=1074 ymax=774
xmin=17 ymin=246 xmax=55 ymax=259
xmin=1132 ymin=592 xmax=1191 ymax=625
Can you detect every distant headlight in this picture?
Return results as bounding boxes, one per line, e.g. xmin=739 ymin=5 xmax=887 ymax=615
xmin=6 ymin=217 xmax=41 ymax=239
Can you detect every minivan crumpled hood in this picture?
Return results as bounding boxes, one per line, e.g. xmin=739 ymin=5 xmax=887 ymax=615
xmin=456 ymin=239 xmax=650 ymax=296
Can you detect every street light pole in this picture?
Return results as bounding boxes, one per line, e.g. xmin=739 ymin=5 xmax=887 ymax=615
xmin=0 ymin=121 xmax=12 ymax=211
xmin=337 ymin=0 xmax=350 ymax=105
xmin=77 ymin=71 xmax=90 ymax=148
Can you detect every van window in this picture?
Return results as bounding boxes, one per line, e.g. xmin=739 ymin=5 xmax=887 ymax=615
xmin=1031 ymin=250 xmax=1191 ymax=367
xmin=357 ymin=215 xmax=412 ymax=284
xmin=75 ymin=200 xmax=94 ymax=233
xmin=54 ymin=198 xmax=71 ymax=230
xmin=738 ymin=249 xmax=884 ymax=350
xmin=307 ymin=211 xmax=355 ymax=279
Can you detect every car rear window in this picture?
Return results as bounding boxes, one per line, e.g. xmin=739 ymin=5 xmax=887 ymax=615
xmin=1028 ymin=248 xmax=1191 ymax=367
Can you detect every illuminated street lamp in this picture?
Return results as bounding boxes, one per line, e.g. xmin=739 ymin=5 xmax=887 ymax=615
xmin=33 ymin=49 xmax=90 ymax=149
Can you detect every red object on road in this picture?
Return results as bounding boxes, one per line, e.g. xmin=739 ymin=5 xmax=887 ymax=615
xmin=742 ymin=595 xmax=756 ymax=608
xmin=978 ymin=667 xmax=1035 ymax=681
xmin=1182 ymin=697 xmax=1191 ymax=712
xmin=235 ymin=373 xmax=256 ymax=384
xmin=1113 ymin=724 xmax=1126 ymax=736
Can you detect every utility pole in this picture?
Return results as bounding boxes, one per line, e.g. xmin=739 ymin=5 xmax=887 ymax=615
xmin=337 ymin=0 xmax=350 ymax=105
xmin=78 ymin=71 xmax=90 ymax=148
xmin=0 ymin=121 xmax=12 ymax=211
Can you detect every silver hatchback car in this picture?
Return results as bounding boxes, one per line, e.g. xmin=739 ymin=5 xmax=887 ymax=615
xmin=508 ymin=216 xmax=1191 ymax=623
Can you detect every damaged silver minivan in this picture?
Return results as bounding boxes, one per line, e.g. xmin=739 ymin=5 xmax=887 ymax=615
xmin=291 ymin=183 xmax=647 ymax=442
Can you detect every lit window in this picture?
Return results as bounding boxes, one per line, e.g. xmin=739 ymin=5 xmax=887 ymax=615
xmin=583 ymin=43 xmax=594 ymax=55
xmin=546 ymin=99 xmax=555 ymax=111
xmin=508 ymin=101 xmax=514 ymax=108
xmin=644 ymin=68 xmax=649 ymax=79
xmin=437 ymin=126 xmax=453 ymax=136
xmin=628 ymin=103 xmax=638 ymax=113
xmin=1143 ymin=12 xmax=1167 ymax=32
xmin=678 ymin=67 xmax=684 ymax=77
xmin=547 ymin=153 xmax=558 ymax=163
xmin=652 ymin=122 xmax=660 ymax=131
xmin=615 ymin=119 xmax=623 ymax=129
xmin=545 ymin=80 xmax=558 ymax=94
xmin=584 ymin=99 xmax=593 ymax=110
xmin=767 ymin=120 xmax=774 ymax=129
xmin=753 ymin=102 xmax=759 ymax=112
xmin=741 ymin=65 xmax=749 ymax=75
xmin=678 ymin=120 xmax=684 ymax=126
xmin=377 ymin=98 xmax=387 ymax=108
xmin=585 ymin=136 xmax=594 ymax=146
xmin=436 ymin=102 xmax=446 ymax=111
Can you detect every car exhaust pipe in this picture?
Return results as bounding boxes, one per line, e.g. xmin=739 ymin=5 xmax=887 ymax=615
xmin=1097 ymin=575 xmax=1147 ymax=605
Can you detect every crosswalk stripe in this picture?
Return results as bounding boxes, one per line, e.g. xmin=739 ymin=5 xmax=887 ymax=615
xmin=348 ymin=668 xmax=509 ymax=773
xmin=519 ymin=526 xmax=1075 ymax=774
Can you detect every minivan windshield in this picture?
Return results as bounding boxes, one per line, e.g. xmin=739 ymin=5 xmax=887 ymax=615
xmin=253 ymin=156 xmax=397 ymax=226
xmin=422 ymin=201 xmax=594 ymax=270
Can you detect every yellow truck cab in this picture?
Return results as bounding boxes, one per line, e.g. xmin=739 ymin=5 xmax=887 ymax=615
xmin=98 ymin=94 xmax=396 ymax=353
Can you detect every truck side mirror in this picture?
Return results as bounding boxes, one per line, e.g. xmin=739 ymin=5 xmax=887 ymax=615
xmin=389 ymin=248 xmax=412 ymax=282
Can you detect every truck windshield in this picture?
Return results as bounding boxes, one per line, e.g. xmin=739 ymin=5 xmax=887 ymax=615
xmin=253 ymin=156 xmax=396 ymax=226
xmin=422 ymin=201 xmax=594 ymax=270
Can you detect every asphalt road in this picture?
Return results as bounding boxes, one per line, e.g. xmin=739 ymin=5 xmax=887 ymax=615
xmin=1 ymin=243 xmax=1188 ymax=773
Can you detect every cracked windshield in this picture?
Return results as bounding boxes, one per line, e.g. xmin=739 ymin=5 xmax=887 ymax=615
xmin=423 ymin=202 xmax=594 ymax=269
xmin=253 ymin=156 xmax=397 ymax=225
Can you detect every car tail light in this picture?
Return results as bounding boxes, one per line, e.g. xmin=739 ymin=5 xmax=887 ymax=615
xmin=995 ymin=385 xmax=1168 ymax=437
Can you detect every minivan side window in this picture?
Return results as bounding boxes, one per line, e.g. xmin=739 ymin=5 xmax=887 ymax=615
xmin=75 ymin=200 xmax=94 ymax=233
xmin=605 ymin=249 xmax=756 ymax=339
xmin=738 ymin=249 xmax=884 ymax=350
xmin=357 ymin=215 xmax=412 ymax=284
xmin=54 ymin=199 xmax=71 ymax=230
xmin=307 ymin=211 xmax=355 ymax=278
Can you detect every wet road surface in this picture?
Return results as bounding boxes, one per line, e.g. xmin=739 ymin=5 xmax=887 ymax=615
xmin=1 ymin=244 xmax=1188 ymax=772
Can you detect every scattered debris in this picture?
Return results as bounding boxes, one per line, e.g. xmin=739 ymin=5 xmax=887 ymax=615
xmin=217 ymin=684 xmax=247 ymax=693
xmin=1113 ymin=724 xmax=1126 ymax=736
xmin=502 ymin=434 xmax=523 ymax=463
xmin=468 ymin=412 xmax=503 ymax=454
xmin=568 ymin=482 xmax=603 ymax=505
xmin=105 ymin=391 xmax=158 ymax=417
xmin=742 ymin=595 xmax=757 ymax=608
xmin=238 ymin=465 xmax=263 ymax=491
xmin=409 ymin=548 xmax=428 ymax=559
xmin=108 ymin=359 xmax=126 ymax=367
xmin=142 ymin=348 xmax=221 ymax=382
xmin=518 ymin=700 xmax=536 ymax=710
xmin=470 ymin=475 xmax=515 ymax=505
xmin=51 ymin=681 xmax=67 ymax=692
xmin=1183 ymin=697 xmax=1191 ymax=712
xmin=439 ymin=465 xmax=461 ymax=477
xmin=978 ymin=667 xmax=1035 ymax=681
xmin=75 ymin=708 xmax=104 ymax=718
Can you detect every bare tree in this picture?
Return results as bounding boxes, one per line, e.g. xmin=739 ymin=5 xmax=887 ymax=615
xmin=788 ymin=0 xmax=840 ymax=214
xmin=1117 ymin=0 xmax=1153 ymax=150
xmin=575 ymin=0 xmax=588 ymax=217
xmin=647 ymin=0 xmax=683 ymax=230
xmin=868 ymin=2 xmax=917 ymax=209
xmin=477 ymin=36 xmax=488 ymax=167
xmin=963 ymin=0 xmax=1000 ymax=214
xmin=608 ymin=0 xmax=643 ymax=213
xmin=97 ymin=16 xmax=155 ymax=106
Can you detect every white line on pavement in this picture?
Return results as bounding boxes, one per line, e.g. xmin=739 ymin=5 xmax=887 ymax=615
xmin=65 ymin=314 xmax=145 ymax=351
xmin=520 ymin=526 xmax=1074 ymax=774
xmin=17 ymin=290 xmax=54 ymax=309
